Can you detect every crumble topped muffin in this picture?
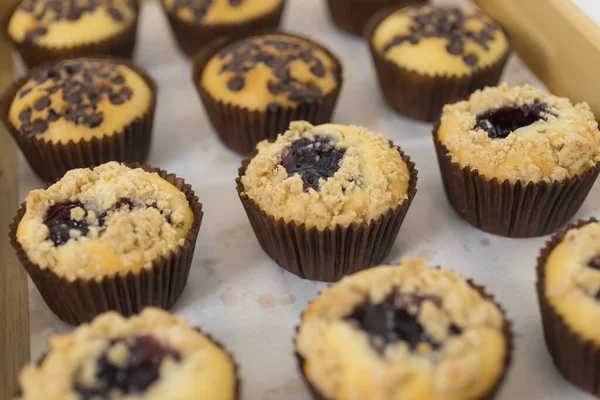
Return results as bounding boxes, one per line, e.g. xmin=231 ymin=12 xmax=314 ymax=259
xmin=8 ymin=58 xmax=152 ymax=144
xmin=296 ymin=258 xmax=510 ymax=400
xmin=161 ymin=0 xmax=283 ymax=25
xmin=201 ymin=34 xmax=341 ymax=111
xmin=241 ymin=121 xmax=409 ymax=230
xmin=438 ymin=84 xmax=600 ymax=184
xmin=371 ymin=5 xmax=508 ymax=77
xmin=16 ymin=162 xmax=194 ymax=281
xmin=17 ymin=308 xmax=237 ymax=400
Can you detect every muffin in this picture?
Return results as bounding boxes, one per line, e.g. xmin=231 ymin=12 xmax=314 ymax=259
xmin=236 ymin=121 xmax=417 ymax=282
xmin=194 ymin=33 xmax=343 ymax=155
xmin=434 ymin=84 xmax=600 ymax=237
xmin=367 ymin=5 xmax=510 ymax=122
xmin=9 ymin=162 xmax=203 ymax=325
xmin=537 ymin=218 xmax=600 ymax=396
xmin=0 ymin=57 xmax=156 ymax=183
xmin=4 ymin=0 xmax=139 ymax=68
xmin=296 ymin=258 xmax=513 ymax=399
xmin=326 ymin=0 xmax=427 ymax=36
xmin=17 ymin=308 xmax=239 ymax=400
xmin=161 ymin=0 xmax=286 ymax=58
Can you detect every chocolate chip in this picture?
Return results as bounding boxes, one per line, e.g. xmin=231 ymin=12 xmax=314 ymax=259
xmin=229 ymin=0 xmax=242 ymax=6
xmin=111 ymin=75 xmax=125 ymax=84
xmin=86 ymin=114 xmax=103 ymax=128
xmin=267 ymin=102 xmax=281 ymax=112
xmin=47 ymin=109 xmax=60 ymax=122
xmin=446 ymin=37 xmax=463 ymax=55
xmin=18 ymin=108 xmax=32 ymax=122
xmin=67 ymin=8 xmax=82 ymax=21
xmin=34 ymin=96 xmax=51 ymax=111
xmin=107 ymin=7 xmax=124 ymax=21
xmin=227 ymin=76 xmax=245 ymax=92
xmin=310 ymin=63 xmax=326 ymax=78
xmin=19 ymin=88 xmax=32 ymax=98
xmin=109 ymin=94 xmax=125 ymax=105
xmin=463 ymin=53 xmax=478 ymax=66
xmin=30 ymin=119 xmax=48 ymax=134
xmin=267 ymin=81 xmax=283 ymax=95
xmin=64 ymin=92 xmax=83 ymax=105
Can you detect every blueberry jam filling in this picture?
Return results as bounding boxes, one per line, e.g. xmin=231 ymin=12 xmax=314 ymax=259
xmin=43 ymin=201 xmax=89 ymax=246
xmin=74 ymin=335 xmax=181 ymax=399
xmin=279 ymin=136 xmax=346 ymax=191
xmin=474 ymin=101 xmax=553 ymax=139
xmin=346 ymin=292 xmax=462 ymax=353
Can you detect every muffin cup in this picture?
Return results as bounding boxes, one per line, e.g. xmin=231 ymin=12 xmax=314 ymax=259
xmin=326 ymin=0 xmax=427 ymax=36
xmin=8 ymin=164 xmax=203 ymax=326
xmin=192 ymin=33 xmax=344 ymax=156
xmin=2 ymin=0 xmax=140 ymax=69
xmin=433 ymin=124 xmax=600 ymax=237
xmin=161 ymin=0 xmax=286 ymax=58
xmin=235 ymin=146 xmax=418 ymax=282
xmin=536 ymin=218 xmax=600 ymax=396
xmin=0 ymin=56 xmax=157 ymax=183
xmin=295 ymin=280 xmax=514 ymax=399
xmin=365 ymin=8 xmax=511 ymax=122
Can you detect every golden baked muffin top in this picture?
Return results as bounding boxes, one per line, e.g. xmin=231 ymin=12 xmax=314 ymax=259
xmin=9 ymin=58 xmax=152 ymax=144
xmin=201 ymin=34 xmax=340 ymax=111
xmin=241 ymin=121 xmax=410 ymax=230
xmin=162 ymin=0 xmax=282 ymax=25
xmin=371 ymin=5 xmax=509 ymax=77
xmin=17 ymin=308 xmax=237 ymax=400
xmin=438 ymin=84 xmax=600 ymax=184
xmin=16 ymin=162 xmax=194 ymax=281
xmin=8 ymin=0 xmax=137 ymax=47
xmin=296 ymin=258 xmax=508 ymax=400
xmin=544 ymin=221 xmax=600 ymax=345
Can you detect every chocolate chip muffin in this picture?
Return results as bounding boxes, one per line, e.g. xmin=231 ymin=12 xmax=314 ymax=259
xmin=236 ymin=121 xmax=417 ymax=281
xmin=4 ymin=0 xmax=139 ymax=68
xmin=0 ymin=57 xmax=156 ymax=182
xmin=296 ymin=258 xmax=512 ymax=400
xmin=194 ymin=33 xmax=343 ymax=154
xmin=10 ymin=162 xmax=203 ymax=325
xmin=161 ymin=0 xmax=286 ymax=58
xmin=367 ymin=5 xmax=510 ymax=122
xmin=434 ymin=84 xmax=600 ymax=237
xmin=17 ymin=308 xmax=239 ymax=400
xmin=537 ymin=219 xmax=600 ymax=396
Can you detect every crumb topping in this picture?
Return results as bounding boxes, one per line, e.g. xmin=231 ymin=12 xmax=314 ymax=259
xmin=438 ymin=84 xmax=600 ymax=184
xmin=17 ymin=308 xmax=237 ymax=400
xmin=296 ymin=258 xmax=507 ymax=400
xmin=16 ymin=162 xmax=194 ymax=281
xmin=241 ymin=121 xmax=410 ymax=230
xmin=162 ymin=0 xmax=282 ymax=24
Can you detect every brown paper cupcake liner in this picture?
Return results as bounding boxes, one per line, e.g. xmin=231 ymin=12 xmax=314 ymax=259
xmin=235 ymin=146 xmax=417 ymax=282
xmin=192 ymin=32 xmax=344 ymax=155
xmin=326 ymin=0 xmax=427 ymax=36
xmin=432 ymin=124 xmax=600 ymax=237
xmin=0 ymin=55 xmax=157 ymax=183
xmin=161 ymin=0 xmax=286 ymax=58
xmin=365 ymin=7 xmax=511 ymax=123
xmin=294 ymin=279 xmax=514 ymax=399
xmin=536 ymin=218 xmax=600 ymax=396
xmin=8 ymin=164 xmax=203 ymax=326
xmin=2 ymin=0 xmax=140 ymax=69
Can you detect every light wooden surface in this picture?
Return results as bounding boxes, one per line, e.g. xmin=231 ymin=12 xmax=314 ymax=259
xmin=0 ymin=1 xmax=29 ymax=398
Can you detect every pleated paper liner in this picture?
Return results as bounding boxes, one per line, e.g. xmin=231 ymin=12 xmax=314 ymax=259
xmin=161 ymin=0 xmax=286 ymax=58
xmin=536 ymin=218 xmax=600 ymax=396
xmin=365 ymin=7 xmax=511 ymax=123
xmin=235 ymin=146 xmax=418 ymax=282
xmin=0 ymin=55 xmax=157 ymax=183
xmin=192 ymin=32 xmax=344 ymax=156
xmin=8 ymin=164 xmax=203 ymax=326
xmin=1 ymin=0 xmax=140 ymax=69
xmin=294 ymin=279 xmax=514 ymax=400
xmin=326 ymin=0 xmax=427 ymax=36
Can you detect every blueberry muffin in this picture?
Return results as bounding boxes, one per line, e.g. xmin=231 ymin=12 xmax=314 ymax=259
xmin=194 ymin=33 xmax=343 ymax=154
xmin=236 ymin=121 xmax=417 ymax=281
xmin=17 ymin=308 xmax=238 ymax=400
xmin=0 ymin=57 xmax=156 ymax=182
xmin=537 ymin=219 xmax=600 ymax=396
xmin=367 ymin=5 xmax=510 ymax=122
xmin=161 ymin=0 xmax=286 ymax=58
xmin=434 ymin=84 xmax=600 ymax=237
xmin=296 ymin=258 xmax=512 ymax=399
xmin=10 ymin=162 xmax=203 ymax=325
xmin=5 ymin=0 xmax=139 ymax=68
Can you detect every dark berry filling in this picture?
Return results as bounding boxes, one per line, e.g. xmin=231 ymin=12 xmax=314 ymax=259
xmin=279 ymin=136 xmax=346 ymax=191
xmin=43 ymin=201 xmax=89 ymax=246
xmin=474 ymin=101 xmax=553 ymax=139
xmin=346 ymin=292 xmax=462 ymax=353
xmin=74 ymin=335 xmax=181 ymax=399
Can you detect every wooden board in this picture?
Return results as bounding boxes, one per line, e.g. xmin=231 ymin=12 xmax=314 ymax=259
xmin=0 ymin=0 xmax=30 ymax=398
